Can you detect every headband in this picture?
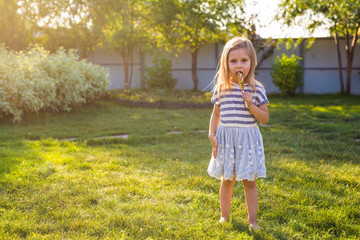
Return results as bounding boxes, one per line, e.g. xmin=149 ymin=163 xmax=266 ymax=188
xmin=226 ymin=46 xmax=231 ymax=55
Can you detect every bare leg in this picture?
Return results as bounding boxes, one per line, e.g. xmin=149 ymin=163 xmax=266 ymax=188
xmin=220 ymin=178 xmax=236 ymax=222
xmin=242 ymin=180 xmax=259 ymax=228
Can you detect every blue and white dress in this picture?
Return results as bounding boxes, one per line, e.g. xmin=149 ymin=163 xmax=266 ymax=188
xmin=207 ymin=82 xmax=269 ymax=181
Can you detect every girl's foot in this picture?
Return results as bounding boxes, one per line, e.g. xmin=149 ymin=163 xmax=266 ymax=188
xmin=249 ymin=223 xmax=261 ymax=231
xmin=219 ymin=217 xmax=229 ymax=223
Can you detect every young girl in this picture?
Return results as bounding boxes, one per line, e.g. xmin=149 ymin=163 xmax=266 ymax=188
xmin=207 ymin=36 xmax=269 ymax=229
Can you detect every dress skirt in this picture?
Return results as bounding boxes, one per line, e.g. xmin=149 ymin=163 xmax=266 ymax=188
xmin=207 ymin=125 xmax=266 ymax=182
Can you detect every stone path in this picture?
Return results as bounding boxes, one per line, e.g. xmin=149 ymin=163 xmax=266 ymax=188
xmin=166 ymin=130 xmax=206 ymax=134
xmin=93 ymin=134 xmax=129 ymax=140
xmin=62 ymin=134 xmax=129 ymax=141
xmin=61 ymin=130 xmax=207 ymax=141
xmin=59 ymin=127 xmax=277 ymax=141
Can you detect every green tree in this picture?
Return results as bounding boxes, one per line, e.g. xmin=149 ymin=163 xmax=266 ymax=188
xmin=100 ymin=0 xmax=151 ymax=89
xmin=18 ymin=0 xmax=152 ymax=89
xmin=149 ymin=0 xmax=248 ymax=90
xmin=19 ymin=0 xmax=103 ymax=57
xmin=278 ymin=0 xmax=360 ymax=94
xmin=0 ymin=0 xmax=34 ymax=50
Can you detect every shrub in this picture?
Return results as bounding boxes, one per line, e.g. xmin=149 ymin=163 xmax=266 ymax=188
xmin=144 ymin=52 xmax=177 ymax=90
xmin=0 ymin=46 xmax=109 ymax=122
xmin=270 ymin=53 xmax=303 ymax=96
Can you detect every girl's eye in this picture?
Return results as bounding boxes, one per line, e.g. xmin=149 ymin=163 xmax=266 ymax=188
xmin=231 ymin=60 xmax=237 ymax=63
xmin=242 ymin=59 xmax=248 ymax=62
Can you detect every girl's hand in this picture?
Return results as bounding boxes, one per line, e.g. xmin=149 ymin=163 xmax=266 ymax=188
xmin=209 ymin=135 xmax=218 ymax=158
xmin=242 ymin=91 xmax=253 ymax=107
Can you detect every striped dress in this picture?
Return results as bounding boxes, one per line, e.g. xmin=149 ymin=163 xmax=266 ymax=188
xmin=207 ymin=82 xmax=269 ymax=181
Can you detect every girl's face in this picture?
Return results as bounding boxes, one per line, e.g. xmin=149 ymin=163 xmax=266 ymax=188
xmin=228 ymin=48 xmax=251 ymax=83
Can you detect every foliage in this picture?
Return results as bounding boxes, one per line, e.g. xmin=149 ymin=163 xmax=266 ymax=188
xmin=278 ymin=0 xmax=360 ymax=36
xmin=270 ymin=54 xmax=303 ymax=96
xmin=0 ymin=46 xmax=109 ymax=122
xmin=253 ymin=38 xmax=277 ymax=70
xmin=0 ymin=0 xmax=35 ymax=50
xmin=144 ymin=52 xmax=177 ymax=90
xmin=148 ymin=0 xmax=249 ymax=90
xmin=0 ymin=95 xmax=359 ymax=239
xmin=277 ymin=0 xmax=360 ymax=94
xmin=100 ymin=0 xmax=152 ymax=90
xmin=148 ymin=0 xmax=246 ymax=54
xmin=19 ymin=0 xmax=103 ymax=57
xmin=11 ymin=0 xmax=254 ymax=91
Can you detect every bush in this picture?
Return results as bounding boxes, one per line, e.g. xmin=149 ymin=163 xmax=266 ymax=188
xmin=0 ymin=46 xmax=109 ymax=122
xmin=270 ymin=53 xmax=303 ymax=96
xmin=144 ymin=52 xmax=177 ymax=90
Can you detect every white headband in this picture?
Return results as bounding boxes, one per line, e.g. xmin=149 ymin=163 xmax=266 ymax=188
xmin=226 ymin=46 xmax=231 ymax=55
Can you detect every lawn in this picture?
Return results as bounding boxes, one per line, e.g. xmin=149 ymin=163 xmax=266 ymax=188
xmin=0 ymin=94 xmax=359 ymax=239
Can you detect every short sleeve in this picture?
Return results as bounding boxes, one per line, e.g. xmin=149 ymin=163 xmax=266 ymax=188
xmin=211 ymin=90 xmax=220 ymax=106
xmin=255 ymin=85 xmax=269 ymax=107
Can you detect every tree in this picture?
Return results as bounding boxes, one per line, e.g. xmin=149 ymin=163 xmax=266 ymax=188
xmin=100 ymin=0 xmax=151 ymax=89
xmin=278 ymin=0 xmax=360 ymax=94
xmin=0 ymin=0 xmax=34 ymax=50
xmin=18 ymin=0 xmax=152 ymax=89
xmin=149 ymin=0 xmax=249 ymax=90
xmin=19 ymin=0 xmax=103 ymax=58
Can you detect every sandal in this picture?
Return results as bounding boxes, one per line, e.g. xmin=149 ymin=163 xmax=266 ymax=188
xmin=219 ymin=217 xmax=229 ymax=224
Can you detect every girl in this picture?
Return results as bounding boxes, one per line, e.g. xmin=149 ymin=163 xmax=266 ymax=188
xmin=207 ymin=36 xmax=269 ymax=230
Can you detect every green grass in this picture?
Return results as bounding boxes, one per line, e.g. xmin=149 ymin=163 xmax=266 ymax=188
xmin=106 ymin=89 xmax=212 ymax=104
xmin=0 ymin=94 xmax=359 ymax=239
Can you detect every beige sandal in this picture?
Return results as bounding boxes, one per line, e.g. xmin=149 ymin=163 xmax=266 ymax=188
xmin=249 ymin=223 xmax=261 ymax=231
xmin=219 ymin=217 xmax=229 ymax=223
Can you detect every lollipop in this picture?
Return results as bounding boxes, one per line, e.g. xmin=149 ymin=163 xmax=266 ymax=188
xmin=237 ymin=72 xmax=247 ymax=107
xmin=237 ymin=72 xmax=245 ymax=92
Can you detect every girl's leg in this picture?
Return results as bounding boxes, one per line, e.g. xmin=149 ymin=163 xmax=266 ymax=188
xmin=242 ymin=180 xmax=259 ymax=227
xmin=220 ymin=178 xmax=236 ymax=221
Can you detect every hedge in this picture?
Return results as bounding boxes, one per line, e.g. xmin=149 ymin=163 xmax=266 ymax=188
xmin=0 ymin=46 xmax=109 ymax=122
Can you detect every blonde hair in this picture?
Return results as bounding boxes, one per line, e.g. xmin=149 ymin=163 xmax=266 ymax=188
xmin=212 ymin=36 xmax=259 ymax=98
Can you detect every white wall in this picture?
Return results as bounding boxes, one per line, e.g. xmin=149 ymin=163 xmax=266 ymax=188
xmin=87 ymin=38 xmax=360 ymax=94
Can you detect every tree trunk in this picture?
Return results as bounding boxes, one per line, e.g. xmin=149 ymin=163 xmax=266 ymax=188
xmin=139 ymin=48 xmax=145 ymax=88
xmin=121 ymin=53 xmax=129 ymax=90
xmin=345 ymin=25 xmax=359 ymax=95
xmin=128 ymin=1 xmax=134 ymax=89
xmin=129 ymin=47 xmax=133 ymax=89
xmin=334 ymin=32 xmax=344 ymax=93
xmin=345 ymin=32 xmax=352 ymax=95
xmin=298 ymin=39 xmax=304 ymax=94
xmin=80 ymin=43 xmax=88 ymax=59
xmin=191 ymin=48 xmax=199 ymax=90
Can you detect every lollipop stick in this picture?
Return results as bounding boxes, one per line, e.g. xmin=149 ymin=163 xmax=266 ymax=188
xmin=237 ymin=72 xmax=248 ymax=108
xmin=241 ymin=89 xmax=248 ymax=108
xmin=243 ymin=93 xmax=248 ymax=108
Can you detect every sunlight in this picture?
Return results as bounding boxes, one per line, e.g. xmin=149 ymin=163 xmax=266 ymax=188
xmin=17 ymin=1 xmax=92 ymax=29
xmin=244 ymin=0 xmax=330 ymax=38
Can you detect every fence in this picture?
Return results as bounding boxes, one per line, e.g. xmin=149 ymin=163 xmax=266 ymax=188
xmin=87 ymin=37 xmax=360 ymax=94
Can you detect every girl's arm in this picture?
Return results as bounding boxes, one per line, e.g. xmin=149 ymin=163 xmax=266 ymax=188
xmin=209 ymin=105 xmax=220 ymax=135
xmin=243 ymin=91 xmax=269 ymax=124
xmin=248 ymin=103 xmax=269 ymax=124
xmin=209 ymin=105 xmax=220 ymax=158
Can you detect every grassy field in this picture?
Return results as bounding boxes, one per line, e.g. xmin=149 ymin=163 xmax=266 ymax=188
xmin=0 ymin=94 xmax=359 ymax=239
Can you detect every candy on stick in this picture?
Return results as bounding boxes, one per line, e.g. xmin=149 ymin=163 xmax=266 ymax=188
xmin=237 ymin=72 xmax=245 ymax=91
xmin=237 ymin=72 xmax=247 ymax=107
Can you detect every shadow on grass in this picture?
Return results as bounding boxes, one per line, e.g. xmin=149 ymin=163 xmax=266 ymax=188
xmin=230 ymin=219 xmax=279 ymax=240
